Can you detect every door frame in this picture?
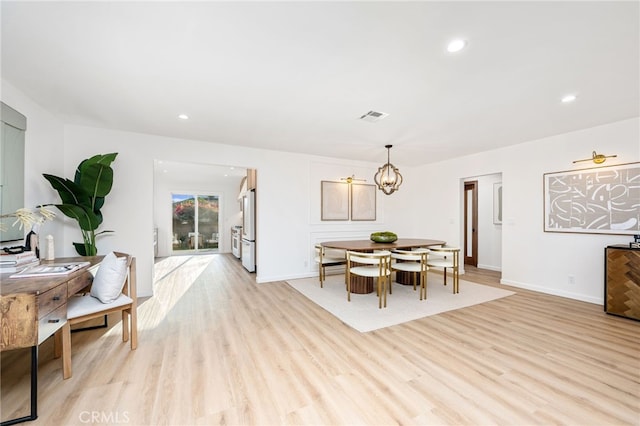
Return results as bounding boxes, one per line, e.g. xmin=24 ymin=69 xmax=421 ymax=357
xmin=464 ymin=181 xmax=478 ymax=267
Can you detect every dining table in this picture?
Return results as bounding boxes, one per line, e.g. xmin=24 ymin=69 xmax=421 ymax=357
xmin=321 ymin=238 xmax=446 ymax=294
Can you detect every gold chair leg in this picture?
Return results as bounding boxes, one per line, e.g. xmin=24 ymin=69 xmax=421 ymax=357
xmin=453 ymin=266 xmax=459 ymax=294
xmin=424 ymin=269 xmax=428 ymax=300
xmin=383 ymin=276 xmax=387 ymax=308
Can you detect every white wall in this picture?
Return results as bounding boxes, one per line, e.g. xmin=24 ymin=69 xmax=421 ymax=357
xmin=1 ymin=81 xmax=67 ymax=253
xmin=6 ymin=79 xmax=639 ymax=304
xmin=62 ymin=125 xmax=384 ymax=296
xmin=412 ymin=117 xmax=639 ymax=303
xmin=306 ymin=159 xmax=391 ymax=265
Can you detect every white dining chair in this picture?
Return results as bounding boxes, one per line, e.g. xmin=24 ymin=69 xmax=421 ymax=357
xmin=391 ymin=248 xmax=430 ymax=300
xmin=314 ymin=244 xmax=346 ymax=287
xmin=346 ymin=250 xmax=392 ymax=308
xmin=426 ymin=246 xmax=460 ymax=293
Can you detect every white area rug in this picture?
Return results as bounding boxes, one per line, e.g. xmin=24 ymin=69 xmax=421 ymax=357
xmin=286 ymin=274 xmax=515 ymax=332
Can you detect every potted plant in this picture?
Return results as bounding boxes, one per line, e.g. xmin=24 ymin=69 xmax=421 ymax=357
xmin=43 ymin=153 xmax=117 ymax=256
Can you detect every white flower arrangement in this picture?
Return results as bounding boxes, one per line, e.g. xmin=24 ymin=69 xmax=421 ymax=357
xmin=0 ymin=206 xmax=56 ymax=232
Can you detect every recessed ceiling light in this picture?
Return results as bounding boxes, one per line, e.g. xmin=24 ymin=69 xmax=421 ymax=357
xmin=561 ymin=94 xmax=577 ymax=103
xmin=447 ymin=39 xmax=467 ymax=53
xmin=178 ymin=114 xmax=189 ymax=120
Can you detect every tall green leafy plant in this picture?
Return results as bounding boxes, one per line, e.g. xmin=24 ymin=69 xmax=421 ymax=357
xmin=43 ymin=153 xmax=117 ymax=256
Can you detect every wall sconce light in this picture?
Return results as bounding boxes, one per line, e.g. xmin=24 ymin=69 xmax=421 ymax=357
xmin=340 ymin=175 xmax=366 ymax=184
xmin=573 ymin=151 xmax=617 ymax=165
xmin=374 ymin=144 xmax=403 ymax=195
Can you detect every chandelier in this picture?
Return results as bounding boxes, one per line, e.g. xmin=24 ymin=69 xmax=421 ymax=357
xmin=374 ymin=145 xmax=403 ymax=195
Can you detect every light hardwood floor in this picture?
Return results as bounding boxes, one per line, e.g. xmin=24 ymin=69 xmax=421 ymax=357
xmin=2 ymin=254 xmax=639 ymax=425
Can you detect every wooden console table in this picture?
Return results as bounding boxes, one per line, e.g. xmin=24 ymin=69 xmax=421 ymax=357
xmin=321 ymin=239 xmax=446 ymax=294
xmin=0 ymin=256 xmax=102 ymax=425
xmin=605 ymin=245 xmax=640 ymax=321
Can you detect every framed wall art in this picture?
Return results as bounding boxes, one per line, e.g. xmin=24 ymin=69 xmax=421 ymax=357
xmin=350 ymin=183 xmax=376 ymax=221
xmin=321 ymin=181 xmax=349 ymax=221
xmin=543 ymin=162 xmax=640 ymax=235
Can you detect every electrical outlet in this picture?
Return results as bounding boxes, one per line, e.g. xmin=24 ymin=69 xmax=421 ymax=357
xmin=568 ymin=275 xmax=575 ymax=284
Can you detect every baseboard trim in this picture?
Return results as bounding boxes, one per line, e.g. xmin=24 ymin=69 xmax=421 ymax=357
xmin=500 ymin=278 xmax=602 ymax=305
xmin=477 ymin=264 xmax=502 ymax=272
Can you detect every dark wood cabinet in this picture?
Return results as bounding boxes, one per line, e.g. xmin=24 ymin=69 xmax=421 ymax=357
xmin=605 ymin=245 xmax=640 ymax=321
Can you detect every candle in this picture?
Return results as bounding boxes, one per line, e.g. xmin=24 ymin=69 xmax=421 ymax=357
xmin=45 ymin=235 xmax=55 ymax=260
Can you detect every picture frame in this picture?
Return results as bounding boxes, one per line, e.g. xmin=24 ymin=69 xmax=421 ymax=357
xmin=493 ymin=182 xmax=503 ymax=225
xmin=321 ymin=181 xmax=349 ymax=221
xmin=543 ymin=162 xmax=640 ymax=235
xmin=350 ymin=183 xmax=376 ymax=221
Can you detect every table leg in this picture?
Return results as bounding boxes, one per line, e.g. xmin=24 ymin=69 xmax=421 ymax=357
xmin=396 ymin=270 xmax=419 ymax=287
xmin=1 ymin=346 xmax=38 ymax=426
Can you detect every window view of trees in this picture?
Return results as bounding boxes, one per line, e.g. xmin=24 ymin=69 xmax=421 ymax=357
xmin=172 ymin=194 xmax=219 ymax=251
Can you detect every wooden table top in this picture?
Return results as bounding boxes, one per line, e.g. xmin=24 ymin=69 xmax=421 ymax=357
xmin=1 ymin=255 xmax=102 ymax=295
xmin=321 ymin=238 xmax=446 ymax=251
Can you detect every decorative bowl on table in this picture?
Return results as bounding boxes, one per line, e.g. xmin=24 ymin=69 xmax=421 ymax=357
xmin=370 ymin=231 xmax=398 ymax=243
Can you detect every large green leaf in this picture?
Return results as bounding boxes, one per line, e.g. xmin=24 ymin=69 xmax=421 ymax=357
xmin=73 ymin=242 xmax=97 ymax=256
xmin=78 ymin=163 xmax=114 ymax=199
xmin=54 ymin=204 xmax=101 ymax=231
xmin=75 ymin=153 xmax=117 ymax=183
xmin=43 ymin=174 xmax=91 ymax=208
xmin=93 ymin=196 xmax=105 ymax=212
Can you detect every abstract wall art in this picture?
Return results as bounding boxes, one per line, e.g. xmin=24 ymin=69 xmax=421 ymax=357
xmin=544 ymin=162 xmax=640 ymax=235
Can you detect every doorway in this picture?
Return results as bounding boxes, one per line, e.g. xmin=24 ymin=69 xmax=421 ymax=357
xmin=460 ymin=172 xmax=503 ymax=273
xmin=464 ymin=181 xmax=478 ymax=267
xmin=153 ymin=160 xmax=246 ymax=259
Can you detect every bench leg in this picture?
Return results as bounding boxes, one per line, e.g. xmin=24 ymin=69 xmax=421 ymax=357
xmin=62 ymin=322 xmax=72 ymax=380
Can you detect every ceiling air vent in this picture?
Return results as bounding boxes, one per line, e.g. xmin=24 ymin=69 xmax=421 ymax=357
xmin=359 ymin=110 xmax=389 ymax=123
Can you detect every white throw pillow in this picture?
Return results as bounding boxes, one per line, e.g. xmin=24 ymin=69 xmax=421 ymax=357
xmin=90 ymin=252 xmax=128 ymax=304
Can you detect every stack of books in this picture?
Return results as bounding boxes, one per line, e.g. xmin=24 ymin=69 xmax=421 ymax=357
xmin=0 ymin=251 xmax=40 ymax=274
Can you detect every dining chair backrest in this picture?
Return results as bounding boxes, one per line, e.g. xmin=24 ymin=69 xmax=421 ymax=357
xmin=391 ymin=248 xmax=429 ymax=263
xmin=347 ymin=250 xmax=392 ymax=266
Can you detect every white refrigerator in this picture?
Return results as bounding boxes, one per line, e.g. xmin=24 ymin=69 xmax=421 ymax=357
xmin=241 ymin=190 xmax=256 ymax=272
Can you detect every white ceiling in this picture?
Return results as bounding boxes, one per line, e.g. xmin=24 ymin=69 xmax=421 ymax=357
xmin=2 ymin=1 xmax=638 ymax=167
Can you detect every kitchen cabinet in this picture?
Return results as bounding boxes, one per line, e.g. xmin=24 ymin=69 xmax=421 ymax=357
xmin=247 ymin=169 xmax=257 ymax=190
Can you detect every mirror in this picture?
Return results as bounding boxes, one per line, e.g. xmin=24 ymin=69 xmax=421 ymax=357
xmin=0 ymin=102 xmax=26 ymax=243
